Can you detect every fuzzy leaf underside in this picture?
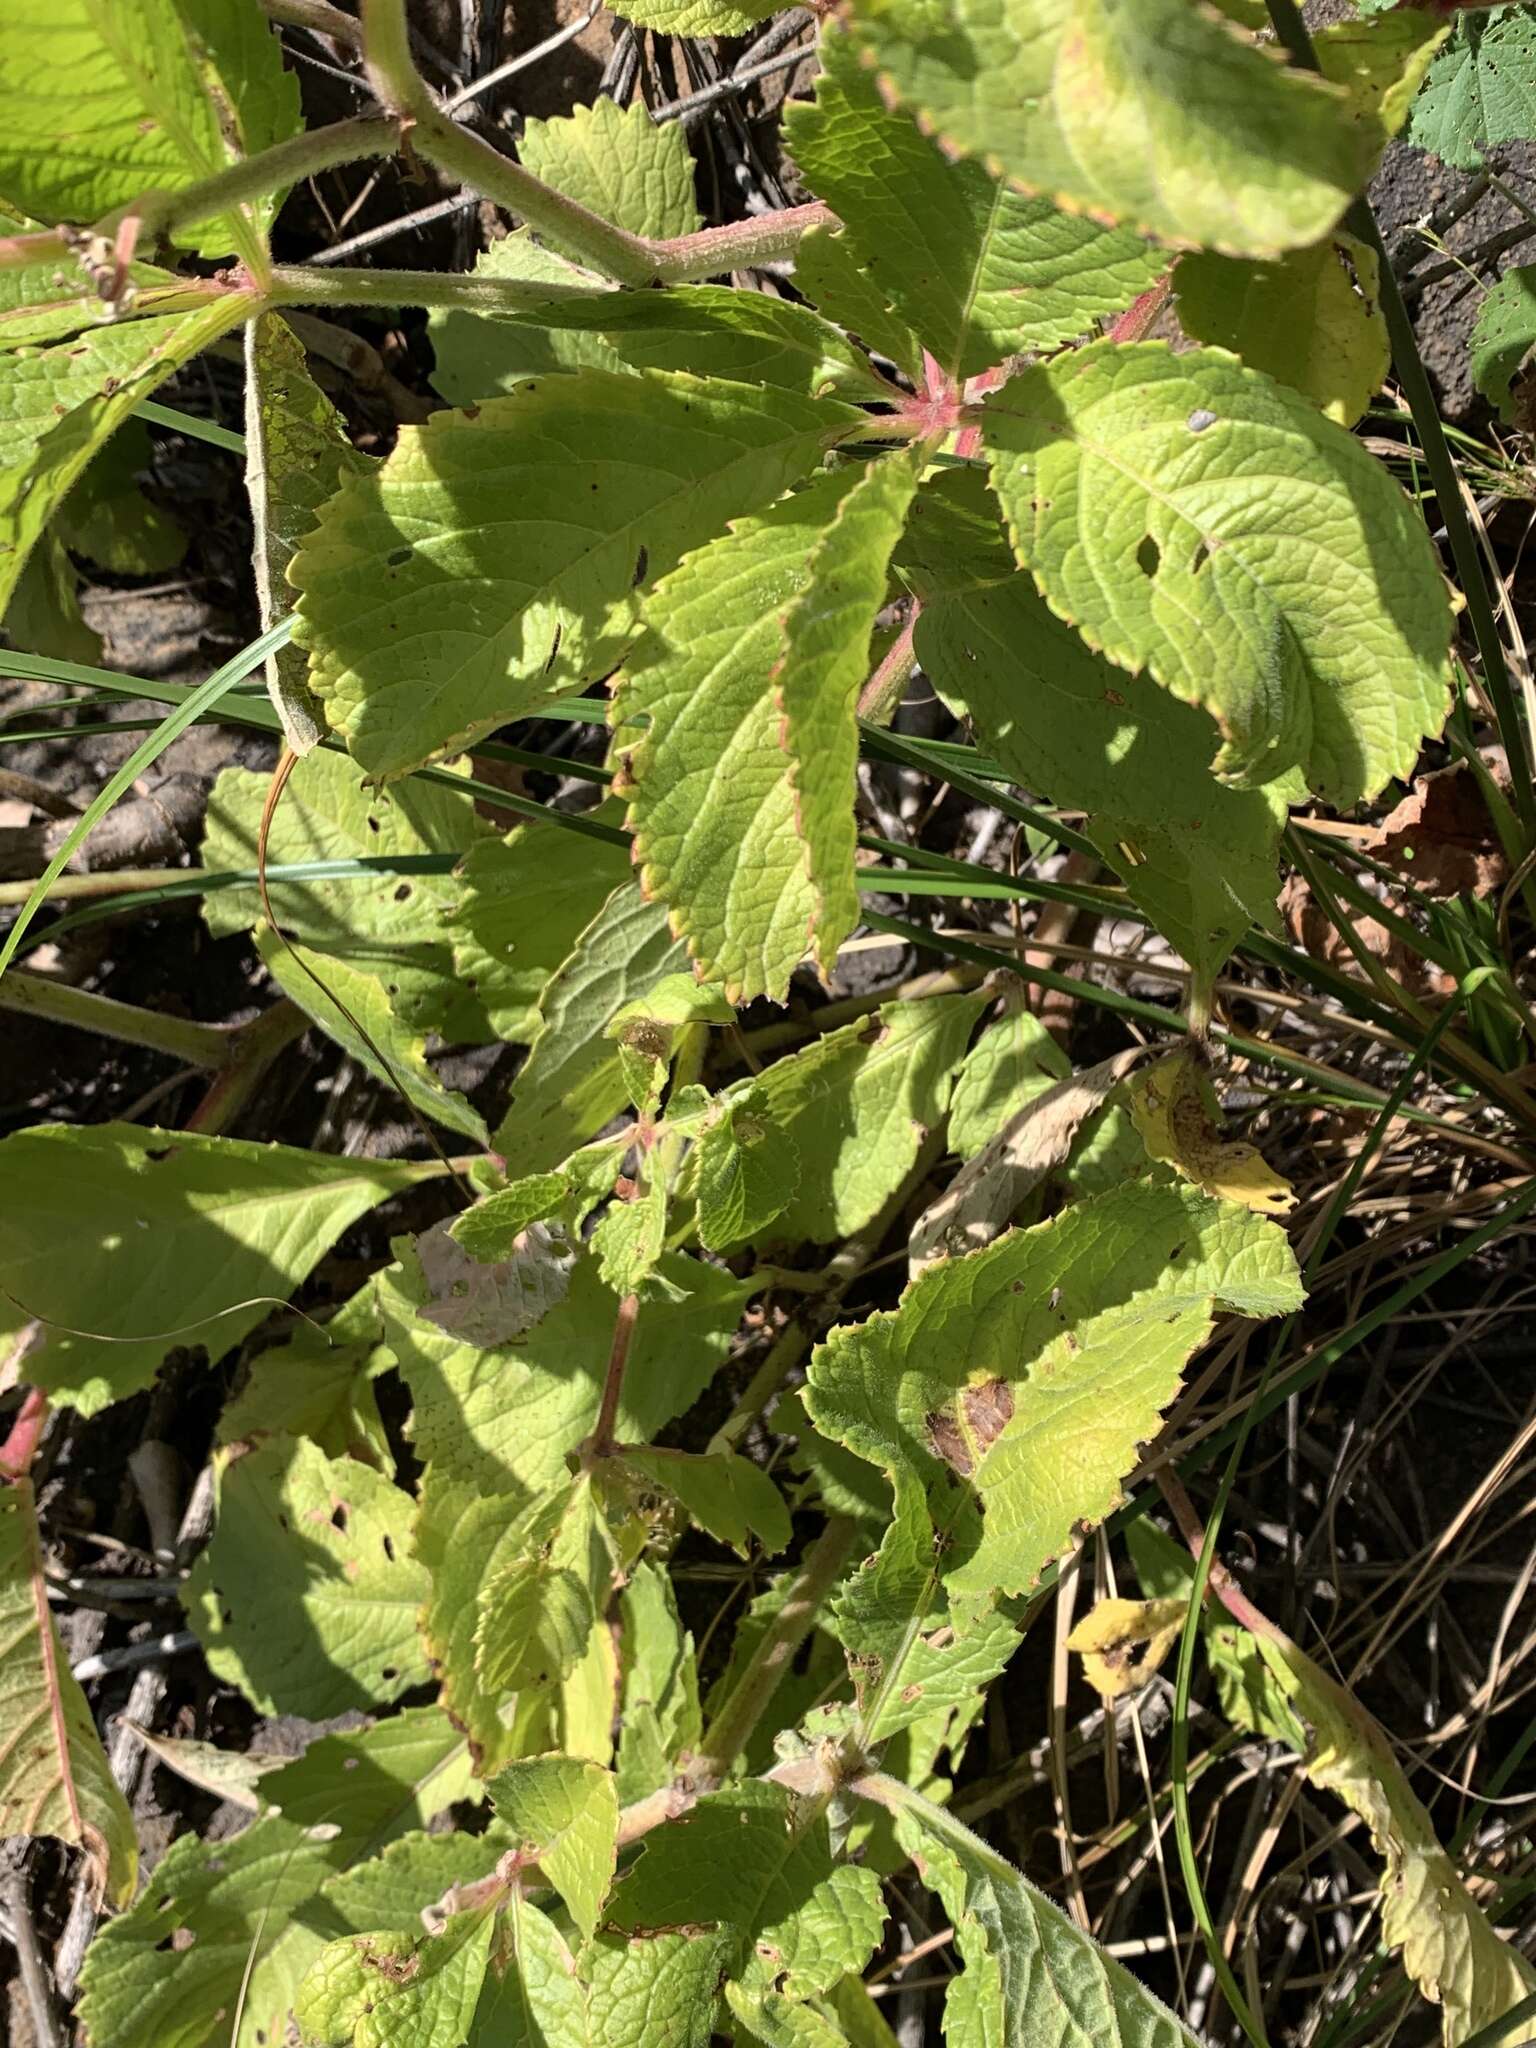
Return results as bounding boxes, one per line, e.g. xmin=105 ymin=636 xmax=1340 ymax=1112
xmin=290 ymin=369 xmax=862 ymax=780
xmin=982 ymin=341 xmax=1453 ymax=807
xmin=844 ymin=0 xmax=1372 ymax=257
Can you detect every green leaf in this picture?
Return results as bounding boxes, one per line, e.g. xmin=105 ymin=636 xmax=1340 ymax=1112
xmin=493 ymin=882 xmax=693 ymax=1170
xmin=76 ymin=1713 xmax=477 ymax=2048
xmin=451 ymin=1173 xmax=572 ymax=1263
xmin=695 ymin=1091 xmax=799 ymax=1250
xmin=742 ymin=991 xmax=986 ymax=1244
xmin=616 ymin=448 xmax=916 ymax=1002
xmin=255 ymin=926 xmax=490 ymax=1142
xmin=616 ymin=1561 xmax=701 ymax=1804
xmin=726 ymin=1983 xmax=852 ymax=2048
xmin=947 ymin=1001 xmax=1070 ymax=1161
xmin=57 ymin=419 xmax=187 ymax=572
xmin=1129 ymin=1524 xmax=1536 ymax=2048
xmin=0 ymin=206 xmax=208 ymax=346
xmin=777 ymin=450 xmax=921 ymax=978
xmin=1471 ymin=263 xmax=1536 ymax=420
xmin=390 ymin=1242 xmax=747 ymax=1771
xmin=5 ymin=532 xmax=99 ymax=664
xmin=0 ymin=0 xmax=299 ymax=256
xmin=436 ymin=275 xmax=892 ymax=406
xmin=583 ymin=1925 xmax=733 ymax=2048
xmin=875 ymin=1772 xmax=1199 ymax=2048
xmin=488 ymin=1754 xmax=619 ymax=1939
xmin=297 ymin=1909 xmax=497 ymax=2048
xmin=470 ymin=1894 xmax=590 ymax=2048
xmin=444 ymin=812 xmax=634 ymax=1046
xmin=0 ymin=291 xmax=249 ymax=613
xmin=203 ymin=746 xmax=485 ymax=949
xmin=844 ymin=0 xmax=1370 ymax=258
xmin=291 ymin=370 xmax=863 ymax=781
xmin=1176 ymin=232 xmax=1389 ymax=427
xmin=982 ymin=340 xmax=1453 ymax=807
xmin=610 ymin=1781 xmax=886 ymax=2002
xmin=245 ymin=312 xmax=371 ymax=752
xmin=413 ymin=1481 xmax=556 ymax=1778
xmin=1407 ymin=5 xmax=1536 ymax=170
xmin=217 ymin=1285 xmax=391 ymax=1466
xmin=792 ymin=221 xmax=924 ymax=380
xmin=786 ymin=30 xmax=1165 ymax=379
xmin=905 ymin=470 xmax=1288 ymax=979
xmin=0 ymin=1122 xmax=419 ymax=1416
xmin=0 ymin=1474 xmax=136 ymax=1906
xmin=382 ymin=1241 xmax=750 ymax=1501
xmin=806 ymin=1179 xmax=1301 ymax=1689
xmin=610 ymin=0 xmax=777 ymax=31
xmin=615 ymin=1448 xmax=792 ymax=1559
xmin=476 ymin=1475 xmax=610 ymax=1697
xmin=519 ymin=97 xmax=701 ymax=246
xmin=184 ymin=1434 xmax=430 ymax=1718
xmin=204 ymin=748 xmax=493 ymax=1044
xmin=614 ymin=472 xmax=837 ymax=1004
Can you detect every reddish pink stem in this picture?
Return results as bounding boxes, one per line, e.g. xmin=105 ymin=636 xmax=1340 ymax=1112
xmin=0 ymin=1388 xmax=49 ymax=1482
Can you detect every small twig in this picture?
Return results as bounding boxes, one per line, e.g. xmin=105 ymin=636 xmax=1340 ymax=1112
xmin=442 ymin=1 xmax=603 ymax=112
xmin=1 ymin=1868 xmax=63 ymax=2048
xmin=306 ymin=191 xmax=480 ymax=266
xmin=70 ymin=1630 xmax=200 ymax=1683
xmin=653 ymin=42 xmax=817 ymax=127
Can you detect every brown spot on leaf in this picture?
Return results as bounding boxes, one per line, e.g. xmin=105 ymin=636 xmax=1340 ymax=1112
xmin=925 ymin=1377 xmax=1014 ymax=1475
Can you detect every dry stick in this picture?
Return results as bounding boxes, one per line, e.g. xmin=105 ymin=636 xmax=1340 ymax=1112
xmin=691 ymin=1516 xmax=856 ymax=1788
xmin=2 ymin=1868 xmax=63 ymax=2048
xmin=53 ymin=1470 xmax=217 ymax=2000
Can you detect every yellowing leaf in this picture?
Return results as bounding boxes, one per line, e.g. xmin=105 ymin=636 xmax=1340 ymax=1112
xmin=1176 ymin=233 xmax=1389 ymax=427
xmin=1127 ymin=1047 xmax=1295 ymax=1216
xmin=291 ymin=370 xmax=862 ymax=781
xmin=1065 ymin=1595 xmax=1187 ymax=1700
xmin=982 ymin=341 xmax=1453 ymax=807
xmin=1131 ymin=1524 xmax=1536 ymax=2047
xmin=846 ymin=0 xmax=1372 ymax=257
xmin=0 ymin=1475 xmax=136 ymax=1906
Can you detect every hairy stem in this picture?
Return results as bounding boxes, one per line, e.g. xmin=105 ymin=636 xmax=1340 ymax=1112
xmin=184 ymin=1001 xmax=313 ymax=1135
xmin=359 ymin=0 xmax=834 ymax=285
xmin=122 ymin=117 xmax=400 ymax=248
xmin=1263 ymin=0 xmax=1536 ymax=846
xmin=583 ymin=1293 xmax=641 ymax=1464
xmin=693 ymin=1516 xmax=856 ymax=1787
xmin=266 ymin=261 xmax=609 ymax=314
xmin=0 ymin=971 xmax=233 ymax=1069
